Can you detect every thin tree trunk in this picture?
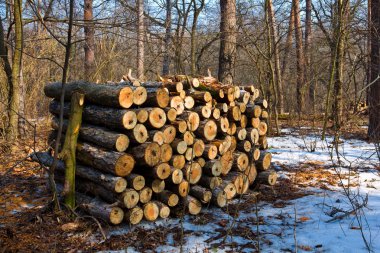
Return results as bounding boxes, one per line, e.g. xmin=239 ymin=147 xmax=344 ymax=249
xmin=281 ymin=7 xmax=294 ymax=77
xmin=292 ymin=0 xmax=305 ymax=115
xmin=190 ymin=0 xmax=205 ymax=76
xmin=162 ymin=0 xmax=171 ymax=75
xmin=7 ymin=0 xmax=23 ymax=140
xmin=218 ymin=0 xmax=237 ymax=84
xmin=137 ymin=0 xmax=144 ymax=79
xmin=368 ymin=0 xmax=380 ymax=141
xmin=84 ymin=0 xmax=95 ymax=81
xmin=305 ymin=0 xmax=314 ymax=112
xmin=268 ymin=0 xmax=284 ymax=115
xmin=18 ymin=63 xmax=26 ymax=137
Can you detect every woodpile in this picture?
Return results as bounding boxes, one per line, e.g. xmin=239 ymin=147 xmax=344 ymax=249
xmin=34 ymin=75 xmax=277 ymax=225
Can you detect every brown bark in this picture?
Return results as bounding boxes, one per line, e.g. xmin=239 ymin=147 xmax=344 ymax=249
xmin=84 ymin=0 xmax=95 ymax=80
xmin=129 ymin=142 xmax=161 ymax=167
xmin=218 ymin=0 xmax=236 ymax=84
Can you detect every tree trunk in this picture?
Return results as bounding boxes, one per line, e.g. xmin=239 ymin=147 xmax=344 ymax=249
xmin=218 ymin=0 xmax=236 ymax=84
xmin=190 ymin=0 xmax=205 ymax=75
xmin=60 ymin=92 xmax=84 ymax=208
xmin=162 ymin=0 xmax=171 ymax=75
xmin=305 ymin=0 xmax=314 ymax=110
xmin=292 ymin=0 xmax=306 ymax=114
xmin=84 ymin=0 xmax=95 ymax=80
xmin=369 ymin=0 xmax=380 ymax=141
xmin=7 ymin=0 xmax=23 ymax=139
xmin=137 ymin=0 xmax=144 ymax=79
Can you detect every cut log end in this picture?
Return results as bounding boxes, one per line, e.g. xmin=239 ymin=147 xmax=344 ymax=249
xmin=133 ymin=124 xmax=148 ymax=144
xmin=110 ymin=207 xmax=125 ymax=225
xmin=149 ymin=108 xmax=167 ymax=129
xmin=133 ymin=86 xmax=148 ymax=105
xmin=122 ymin=111 xmax=137 ymax=130
xmin=115 ymin=135 xmax=130 ymax=152
xmin=125 ymin=207 xmax=144 ymax=225
xmin=115 ymin=178 xmax=128 ymax=193
xmin=123 ymin=189 xmax=139 ymax=209
xmin=139 ymin=187 xmax=153 ymax=204
xmin=144 ymin=202 xmax=159 ymax=221
xmin=115 ymin=154 xmax=135 ymax=177
xmin=119 ymin=86 xmax=134 ymax=108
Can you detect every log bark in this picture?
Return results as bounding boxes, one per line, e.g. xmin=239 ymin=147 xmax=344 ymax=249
xmin=155 ymin=190 xmax=179 ymax=207
xmin=182 ymin=162 xmax=202 ymax=184
xmin=129 ymin=142 xmax=161 ymax=167
xmin=146 ymin=178 xmax=166 ymax=193
xmin=31 ymin=152 xmax=127 ymax=193
xmin=126 ymin=173 xmax=145 ymax=191
xmin=236 ymin=140 xmax=251 ymax=152
xmin=152 ymin=201 xmax=171 ymax=218
xmin=44 ymin=81 xmax=134 ymax=108
xmin=256 ymin=152 xmax=272 ymax=171
xmin=190 ymin=185 xmax=212 ymax=203
xmin=167 ymin=179 xmax=189 ymax=197
xmin=244 ymin=163 xmax=258 ymax=185
xmin=76 ymin=191 xmax=124 ymax=225
xmin=224 ymin=172 xmax=249 ymax=194
xmin=171 ymin=139 xmax=187 ymax=154
xmin=219 ymin=181 xmax=237 ymax=200
xmin=203 ymin=159 xmax=222 ymax=176
xmin=51 ymin=117 xmax=129 ymax=152
xmin=198 ymin=176 xmax=222 ymax=190
xmin=125 ymin=206 xmax=144 ymax=225
xmin=49 ymin=100 xmax=137 ymax=130
xmin=256 ymin=170 xmax=277 ymax=186
xmin=211 ymin=187 xmax=227 ymax=207
xmin=171 ymin=120 xmax=187 ymax=133
xmin=76 ymin=142 xmax=135 ymax=177
xmin=144 ymin=88 xmax=170 ymax=108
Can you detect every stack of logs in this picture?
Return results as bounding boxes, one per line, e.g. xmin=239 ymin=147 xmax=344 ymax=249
xmin=33 ymin=74 xmax=277 ymax=225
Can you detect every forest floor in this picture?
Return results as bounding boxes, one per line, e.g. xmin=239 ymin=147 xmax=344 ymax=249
xmin=1 ymin=117 xmax=379 ymax=252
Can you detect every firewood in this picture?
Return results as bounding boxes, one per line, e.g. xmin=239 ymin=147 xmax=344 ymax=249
xmin=216 ymin=102 xmax=228 ymax=113
xmin=171 ymin=139 xmax=187 ymax=154
xmin=143 ymin=201 xmax=159 ymax=221
xmin=247 ymin=128 xmax=259 ymax=144
xmin=195 ymin=120 xmax=217 ymax=141
xmin=203 ymin=144 xmax=218 ymax=160
xmin=122 ymin=188 xmax=139 ymax=208
xmin=170 ymin=96 xmax=184 ymax=115
xmin=126 ymin=173 xmax=145 ymax=191
xmin=127 ymin=124 xmax=148 ymax=144
xmin=167 ymin=179 xmax=190 ymax=197
xmin=258 ymin=122 xmax=268 ymax=136
xmin=251 ymin=117 xmax=260 ymax=128
xmin=155 ymin=190 xmax=179 ymax=207
xmin=181 ymin=195 xmax=202 ymax=215
xmin=49 ymin=100 xmax=137 ymax=130
xmin=256 ymin=152 xmax=272 ymax=171
xmin=171 ymin=120 xmax=187 ymax=134
xmin=203 ymin=159 xmax=222 ymax=176
xmin=132 ymin=86 xmax=147 ymax=105
xmin=178 ymin=111 xmax=200 ymax=131
xmin=151 ymin=201 xmax=171 ymax=218
xmin=240 ymin=114 xmax=248 ymax=128
xmin=226 ymin=122 xmax=237 ymax=135
xmin=31 ymin=152 xmax=127 ymax=193
xmin=198 ymin=176 xmax=222 ymax=190
xmin=211 ymin=187 xmax=227 ymax=207
xmin=76 ymin=142 xmax=135 ymax=177
xmin=130 ymin=142 xmax=161 ymax=167
xmin=252 ymin=148 xmax=261 ymax=161
xmin=164 ymin=107 xmax=177 ymax=122
xmin=229 ymin=136 xmax=237 ymax=152
xmin=184 ymin=96 xmax=195 ymax=109
xmin=150 ymin=130 xmax=164 ymax=145
xmin=212 ymin=108 xmax=221 ymax=120
xmin=182 ymin=162 xmax=202 ymax=184
xmin=224 ymin=172 xmax=249 ymax=195
xmin=196 ymin=157 xmax=206 ymax=167
xmin=170 ymin=155 xmax=186 ymax=169
xmin=193 ymin=139 xmax=205 ymax=157
xmin=244 ymin=163 xmax=258 ymax=185
xmin=145 ymin=107 xmax=167 ymax=129
xmin=136 ymin=108 xmax=149 ymax=124
xmin=146 ymin=178 xmax=165 ymax=193
xmin=183 ymin=131 xmax=195 ymax=146
xmin=236 ymin=127 xmax=247 ymax=140
xmin=160 ymin=144 xmax=173 ymax=163
xmin=162 ymin=125 xmax=176 ymax=144
xmin=185 ymin=147 xmax=195 ymax=161
xmin=259 ymin=136 xmax=268 ymax=149
xmin=76 ymin=191 xmax=124 ymax=225
xmin=217 ymin=117 xmax=229 ymax=134
xmin=194 ymin=106 xmax=211 ymax=119
xmin=232 ymin=152 xmax=249 ymax=172
xmin=261 ymin=110 xmax=269 ymax=119
xmin=246 ymin=105 xmax=262 ymax=118
xmin=125 ymin=206 xmax=144 ymax=225
xmin=139 ymin=187 xmax=153 ymax=204
xmin=256 ymin=170 xmax=277 ymax=186
xmin=236 ymin=140 xmax=252 ymax=152
xmin=190 ymin=185 xmax=212 ymax=203
xmin=256 ymin=99 xmax=268 ymax=108
xmin=169 ymin=167 xmax=183 ymax=184
xmin=144 ymin=88 xmax=170 ymax=108
xmin=51 ymin=117 xmax=130 ymax=152
xmin=227 ymin=106 xmax=241 ymax=121
xmin=44 ymin=81 xmax=134 ymax=108
xmin=219 ymin=181 xmax=237 ymax=200
xmin=220 ymin=151 xmax=233 ymax=176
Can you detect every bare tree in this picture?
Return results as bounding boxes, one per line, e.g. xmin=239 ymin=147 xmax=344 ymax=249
xmin=190 ymin=0 xmax=205 ymax=76
xmin=137 ymin=0 xmax=144 ymax=79
xmin=292 ymin=0 xmax=306 ymax=114
xmin=84 ymin=0 xmax=95 ymax=81
xmin=218 ymin=0 xmax=237 ymax=84
xmin=162 ymin=0 xmax=171 ymax=75
xmin=305 ymin=0 xmax=314 ymax=110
